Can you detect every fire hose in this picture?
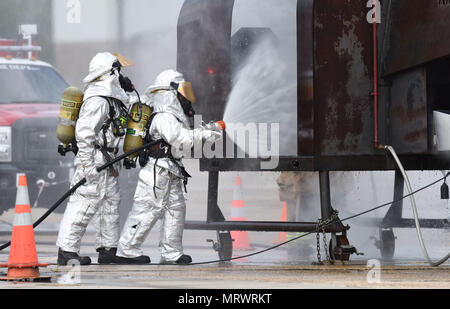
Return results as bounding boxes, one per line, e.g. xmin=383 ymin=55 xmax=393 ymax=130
xmin=383 ymin=145 xmax=450 ymax=267
xmin=187 ymin=168 xmax=450 ymax=266
xmin=367 ymin=0 xmax=449 ymax=267
xmin=0 ymin=141 xmax=448 ymax=267
xmin=0 ymin=139 xmax=163 ymax=251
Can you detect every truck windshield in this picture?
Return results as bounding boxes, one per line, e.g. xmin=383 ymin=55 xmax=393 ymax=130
xmin=0 ymin=63 xmax=68 ymax=104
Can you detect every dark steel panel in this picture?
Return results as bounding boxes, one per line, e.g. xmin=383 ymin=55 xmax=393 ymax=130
xmin=178 ymin=0 xmax=450 ymax=172
xmin=388 ymin=67 xmax=428 ymax=153
xmin=207 ymin=171 xmax=220 ymax=222
xmin=200 ymin=153 xmax=450 ymax=171
xmin=297 ymin=0 xmax=314 ymax=156
xmin=382 ymin=0 xmax=450 ymax=76
xmin=314 ymin=0 xmax=374 ymax=156
xmin=199 ymin=157 xmax=313 ymax=172
xmin=177 ymin=0 xmax=235 ymax=122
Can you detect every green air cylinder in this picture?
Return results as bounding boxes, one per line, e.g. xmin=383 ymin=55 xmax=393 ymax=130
xmin=123 ymin=103 xmax=152 ymax=160
xmin=57 ymin=86 xmax=84 ymax=146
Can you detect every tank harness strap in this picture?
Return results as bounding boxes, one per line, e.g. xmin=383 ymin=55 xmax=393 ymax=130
xmin=150 ymin=148 xmax=191 ymax=198
xmin=141 ymin=113 xmax=191 ymax=197
xmin=94 ymin=144 xmax=119 ymax=178
xmin=150 ymin=140 xmax=171 ymax=199
xmin=153 ymin=157 xmax=159 ymax=198
xmin=97 ymin=97 xmax=120 ymax=177
xmin=171 ymin=158 xmax=191 ymax=193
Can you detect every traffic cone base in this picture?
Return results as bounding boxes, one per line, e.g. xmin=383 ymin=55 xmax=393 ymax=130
xmin=0 ymin=173 xmax=50 ymax=282
xmin=230 ymin=230 xmax=252 ymax=251
xmin=5 ymin=267 xmax=40 ymax=279
xmin=0 ymin=272 xmax=51 ymax=282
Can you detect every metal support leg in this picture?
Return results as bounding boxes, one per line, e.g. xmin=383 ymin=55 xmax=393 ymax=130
xmin=319 ymin=171 xmax=335 ymax=261
xmin=204 ymin=171 xmax=233 ymax=261
xmin=207 ymin=171 xmax=223 ymax=222
xmin=319 ymin=171 xmax=333 ymax=220
xmin=382 ymin=170 xmax=404 ymax=228
xmin=318 ymin=171 xmax=357 ymax=262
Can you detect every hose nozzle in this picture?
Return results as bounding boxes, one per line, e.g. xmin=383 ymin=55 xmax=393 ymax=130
xmin=216 ymin=120 xmax=226 ymax=131
xmin=204 ymin=120 xmax=226 ymax=131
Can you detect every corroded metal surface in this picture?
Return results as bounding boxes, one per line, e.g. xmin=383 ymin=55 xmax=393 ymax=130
xmin=313 ymin=0 xmax=374 ymax=156
xmin=387 ymin=67 xmax=428 ymax=153
xmin=297 ymin=0 xmax=315 ymax=156
xmin=381 ymin=0 xmax=450 ymax=76
xmin=179 ymin=0 xmax=450 ymax=171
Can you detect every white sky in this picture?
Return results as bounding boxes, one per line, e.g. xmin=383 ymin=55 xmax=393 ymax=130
xmin=53 ymin=0 xmax=296 ymax=45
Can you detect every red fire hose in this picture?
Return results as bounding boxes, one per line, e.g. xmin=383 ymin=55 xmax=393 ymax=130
xmin=372 ymin=1 xmax=380 ymax=149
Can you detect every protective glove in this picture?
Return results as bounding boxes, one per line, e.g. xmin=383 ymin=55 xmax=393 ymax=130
xmin=82 ymin=165 xmax=100 ymax=184
xmin=203 ymin=120 xmax=226 ymax=132
xmin=202 ymin=129 xmax=223 ymax=144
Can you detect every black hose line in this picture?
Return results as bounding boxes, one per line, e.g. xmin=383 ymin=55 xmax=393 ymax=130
xmin=184 ymin=171 xmax=450 ymax=266
xmin=1 ymin=151 xmax=448 ymax=267
xmin=0 ymin=139 xmax=163 ymax=251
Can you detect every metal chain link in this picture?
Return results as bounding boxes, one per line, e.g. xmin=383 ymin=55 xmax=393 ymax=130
xmin=315 ymin=222 xmax=322 ymax=265
xmin=314 ymin=210 xmax=339 ymax=265
xmin=322 ymin=224 xmax=331 ymax=263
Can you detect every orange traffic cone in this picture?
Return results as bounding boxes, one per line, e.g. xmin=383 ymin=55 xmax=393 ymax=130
xmin=0 ymin=173 xmax=50 ymax=282
xmin=277 ymin=202 xmax=288 ymax=244
xmin=230 ymin=175 xmax=252 ymax=250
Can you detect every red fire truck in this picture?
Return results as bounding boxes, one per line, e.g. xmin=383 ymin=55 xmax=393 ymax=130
xmin=0 ymin=25 xmax=71 ymax=214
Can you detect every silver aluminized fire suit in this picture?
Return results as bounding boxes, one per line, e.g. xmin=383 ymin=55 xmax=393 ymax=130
xmin=56 ymin=52 xmax=130 ymax=253
xmin=117 ymin=69 xmax=221 ymax=263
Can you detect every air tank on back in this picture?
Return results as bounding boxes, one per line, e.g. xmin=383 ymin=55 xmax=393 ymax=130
xmin=57 ymin=86 xmax=84 ymax=156
xmin=123 ymin=102 xmax=153 ymax=169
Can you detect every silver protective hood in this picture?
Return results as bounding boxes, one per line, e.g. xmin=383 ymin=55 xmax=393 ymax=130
xmin=82 ymin=52 xmax=129 ymax=103
xmin=143 ymin=69 xmax=189 ymax=126
xmin=83 ymin=70 xmax=129 ymax=103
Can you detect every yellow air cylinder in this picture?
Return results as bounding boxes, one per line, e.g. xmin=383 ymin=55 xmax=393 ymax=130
xmin=57 ymin=86 xmax=84 ymax=146
xmin=123 ymin=103 xmax=152 ymax=160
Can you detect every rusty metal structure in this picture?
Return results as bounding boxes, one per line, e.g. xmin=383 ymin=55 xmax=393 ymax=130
xmin=177 ymin=0 xmax=450 ymax=260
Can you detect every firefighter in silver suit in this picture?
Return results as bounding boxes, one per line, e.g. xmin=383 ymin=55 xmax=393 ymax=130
xmin=116 ymin=69 xmax=222 ymax=264
xmin=56 ymin=52 xmax=135 ymax=265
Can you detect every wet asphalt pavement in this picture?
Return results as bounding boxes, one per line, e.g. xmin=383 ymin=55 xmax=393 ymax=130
xmin=0 ymin=160 xmax=449 ymax=289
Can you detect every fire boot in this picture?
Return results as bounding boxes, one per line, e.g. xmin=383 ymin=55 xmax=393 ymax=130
xmin=176 ymin=254 xmax=192 ymax=265
xmin=160 ymin=254 xmax=192 ymax=265
xmin=97 ymin=247 xmax=118 ymax=264
xmin=57 ymin=248 xmax=92 ymax=266
xmin=114 ymin=255 xmax=151 ymax=265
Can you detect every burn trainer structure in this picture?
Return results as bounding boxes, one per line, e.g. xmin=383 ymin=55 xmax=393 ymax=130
xmin=176 ymin=0 xmax=450 ymax=261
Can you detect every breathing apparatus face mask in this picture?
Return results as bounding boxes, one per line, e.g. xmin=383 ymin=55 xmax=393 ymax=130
xmin=111 ymin=60 xmax=135 ymax=93
xmin=178 ymin=94 xmax=195 ymax=117
xmin=170 ymin=81 xmax=196 ymax=118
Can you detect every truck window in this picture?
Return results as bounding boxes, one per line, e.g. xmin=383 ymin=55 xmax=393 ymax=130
xmin=0 ymin=64 xmax=68 ymax=104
